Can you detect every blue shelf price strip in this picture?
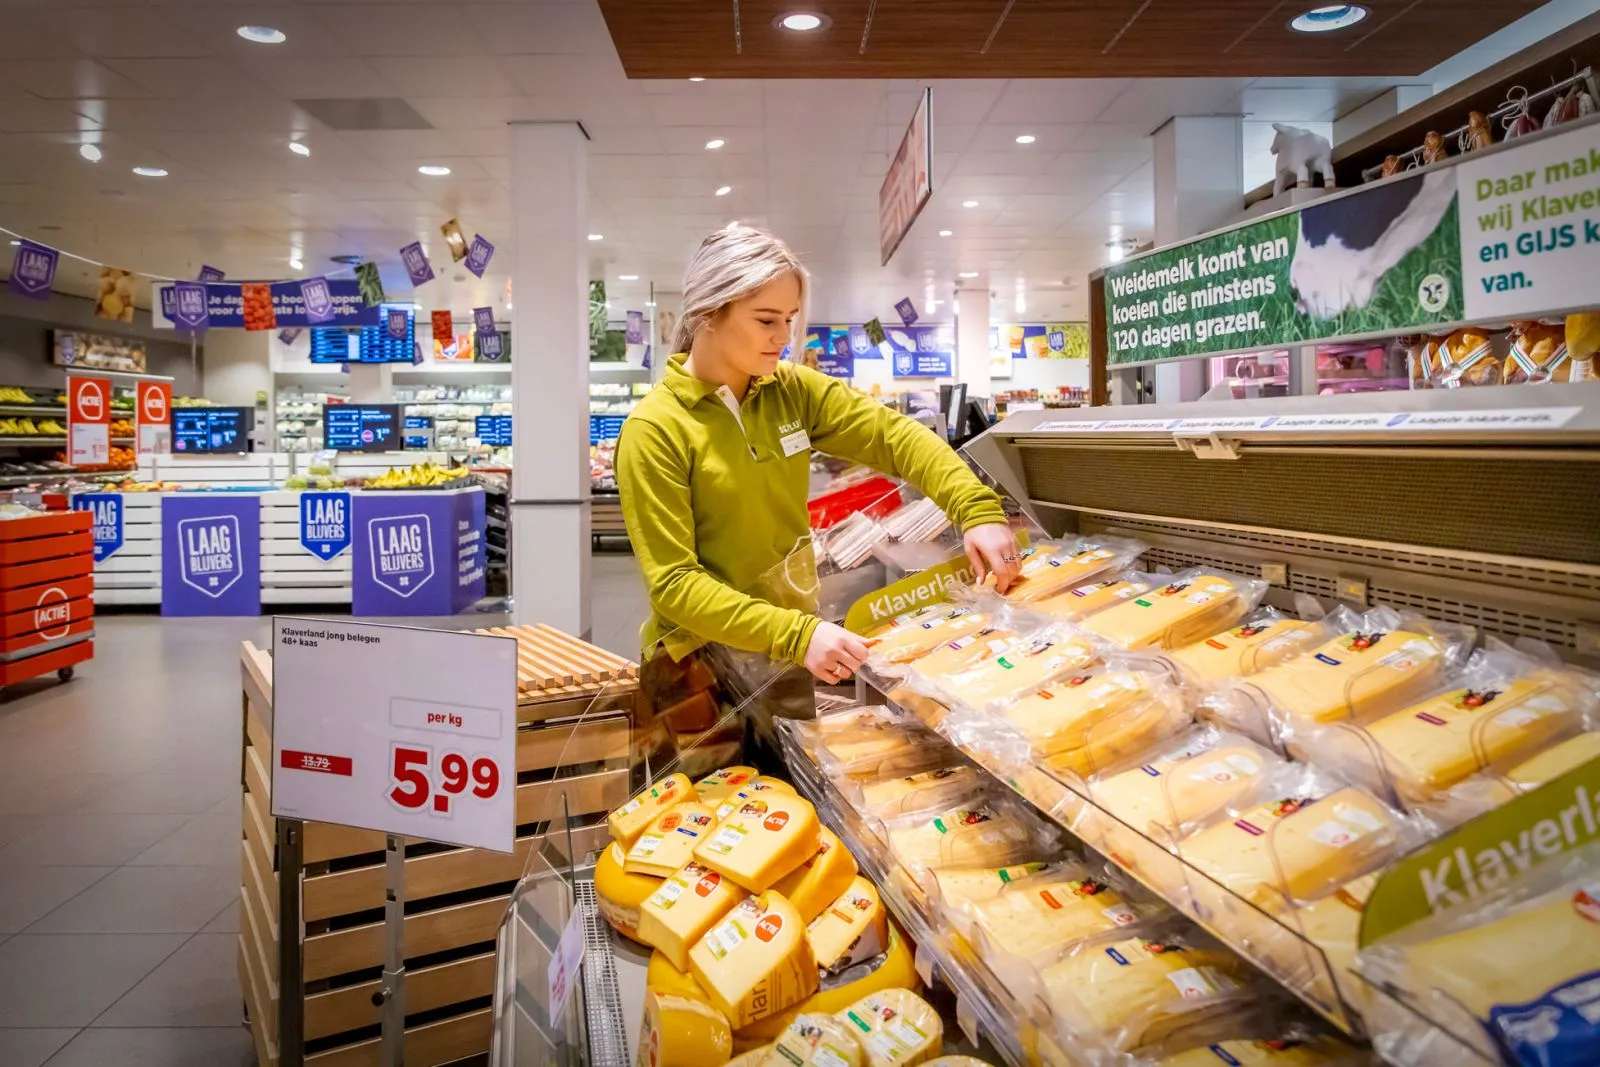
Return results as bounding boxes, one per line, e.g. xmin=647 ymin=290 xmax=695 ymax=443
xmin=71 ymin=493 xmax=123 ymax=562
xmin=590 ymin=413 xmax=627 ymax=445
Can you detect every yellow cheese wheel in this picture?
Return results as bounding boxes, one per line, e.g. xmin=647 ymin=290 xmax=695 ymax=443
xmin=1247 ymin=629 xmax=1445 ymax=725
xmin=807 ymin=876 xmax=889 ymax=971
xmin=689 ymin=892 xmax=819 ymax=1028
xmin=870 ymin=607 xmax=994 ymax=664
xmin=612 ymin=773 xmax=699 ymax=848
xmin=647 ymin=950 xmax=710 ymax=1002
xmin=595 ymin=840 xmax=661 ymax=943
xmin=770 ymin=1013 xmax=865 ymax=1067
xmin=626 ymin=802 xmax=721 ymax=878
xmin=697 ymin=794 xmax=823 ymax=892
xmin=635 ymin=989 xmax=732 ymax=1067
xmin=936 ymin=631 xmax=1097 ymax=711
xmin=640 ymin=860 xmax=744 ymax=971
xmin=1031 ymin=575 xmax=1156 ymax=623
xmin=1082 ymin=575 xmax=1249 ymax=650
xmin=836 ymin=987 xmax=943 ymax=1066
xmin=695 ymin=767 xmax=760 ymax=807
xmin=1166 ymin=619 xmax=1316 ymax=684
xmin=771 ymin=828 xmax=859 ymax=923
xmin=856 ymin=766 xmax=985 ymax=822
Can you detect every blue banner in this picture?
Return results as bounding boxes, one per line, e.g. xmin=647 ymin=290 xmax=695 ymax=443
xmin=161 ymin=495 xmax=260 ymax=616
xmin=157 ymin=280 xmax=379 ymax=328
xmin=848 ymin=324 xmax=878 ymax=358
xmin=72 ymin=493 xmax=123 ymax=562
xmin=299 ymin=491 xmax=351 ymax=561
xmin=816 ymin=330 xmax=854 ymax=378
xmin=886 ymin=323 xmax=955 ymax=377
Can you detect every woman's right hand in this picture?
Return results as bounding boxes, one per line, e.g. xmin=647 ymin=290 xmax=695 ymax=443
xmin=803 ymin=621 xmax=869 ymax=684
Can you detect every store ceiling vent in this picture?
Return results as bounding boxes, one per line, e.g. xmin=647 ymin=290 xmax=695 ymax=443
xmin=293 ymin=98 xmax=432 ymax=131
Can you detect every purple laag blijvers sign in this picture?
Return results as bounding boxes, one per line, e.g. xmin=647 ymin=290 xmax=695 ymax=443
xmin=400 ymin=241 xmax=434 ymax=287
xmin=300 ymin=277 xmax=336 ymax=325
xmin=625 ymin=310 xmax=644 ymax=344
xmin=475 ymin=330 xmax=504 ymax=362
xmin=171 ymin=281 xmax=209 ymax=331
xmin=387 ymin=307 xmax=409 ymax=340
xmin=894 ymin=297 xmax=918 ymax=327
xmin=8 ymin=239 xmax=58 ymax=300
xmin=464 ymin=235 xmax=494 ymax=278
xmin=197 ymin=265 xmax=225 ymax=283
xmin=279 ymin=328 xmax=303 ymax=346
xmin=472 ymin=306 xmax=495 ymax=333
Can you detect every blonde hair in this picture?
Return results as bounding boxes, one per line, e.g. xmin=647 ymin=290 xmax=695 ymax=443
xmin=673 ymin=225 xmax=807 ymax=355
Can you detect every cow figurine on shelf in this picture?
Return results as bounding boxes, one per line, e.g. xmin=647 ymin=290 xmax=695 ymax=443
xmin=1271 ymin=122 xmax=1336 ymax=195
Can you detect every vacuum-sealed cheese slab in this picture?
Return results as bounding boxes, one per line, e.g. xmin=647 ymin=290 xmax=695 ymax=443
xmin=726 ymin=1049 xmax=772 ymax=1067
xmin=1155 ymin=1034 xmax=1371 ymax=1066
xmin=596 ymin=841 xmax=661 ymax=943
xmin=611 ymin=773 xmax=698 ymax=848
xmin=999 ymin=539 xmax=1138 ymax=604
xmin=887 ymin=802 xmax=1038 ymax=880
xmin=856 ymin=766 xmax=985 ymax=822
xmin=997 ymin=670 xmax=1171 ymax=758
xmin=869 ymin=607 xmax=993 ymax=665
xmin=695 ymin=766 xmax=759 ymax=807
xmin=1508 ymin=730 xmax=1600 ymax=785
xmin=1166 ymin=617 xmax=1316 ymax=684
xmin=769 ymin=1014 xmax=865 ymax=1066
xmin=837 ymin=988 xmax=943 ymax=1066
xmin=807 ymin=876 xmax=888 ymax=971
xmin=1247 ymin=628 xmax=1445 ymax=725
xmin=1081 ymin=574 xmax=1253 ymax=651
xmin=636 ymin=989 xmax=733 ymax=1067
xmin=819 ymin=721 xmax=941 ymax=782
xmin=689 ymin=892 xmax=819 ymax=1028
xmin=626 ymin=802 xmax=720 ymax=878
xmin=640 ymin=860 xmax=743 ymax=971
xmin=936 ymin=629 xmax=1096 ymax=711
xmin=1031 ymin=574 xmax=1156 ymax=623
xmin=907 ymin=625 xmax=1020 ymax=679
xmin=697 ymin=793 xmax=823 ymax=892
xmin=771 ymin=828 xmax=858 ymax=923
xmin=929 ymin=862 xmax=1052 ymax=921
xmin=646 ymin=949 xmax=709 ymax=1003
xmin=1091 ymin=728 xmax=1281 ymax=839
xmin=969 ymin=868 xmax=1163 ymax=968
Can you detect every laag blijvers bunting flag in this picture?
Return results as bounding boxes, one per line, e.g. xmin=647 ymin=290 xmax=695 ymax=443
xmin=464 ymin=235 xmax=494 ymax=278
xmin=300 ymin=277 xmax=336 ymax=325
xmin=171 ymin=281 xmax=209 ymax=331
xmin=473 ymin=306 xmax=495 ymax=333
xmin=9 ymin=239 xmax=58 ymax=300
xmin=400 ymin=241 xmax=433 ymax=287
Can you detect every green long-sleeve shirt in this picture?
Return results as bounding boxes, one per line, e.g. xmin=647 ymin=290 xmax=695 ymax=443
xmin=616 ymin=353 xmax=1007 ymax=666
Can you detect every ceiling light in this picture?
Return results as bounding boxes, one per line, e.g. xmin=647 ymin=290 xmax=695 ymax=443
xmin=331 ymin=253 xmax=363 ymax=265
xmin=289 ymin=257 xmax=303 ymax=271
xmin=962 ymin=200 xmax=978 ymax=208
xmin=417 ymin=164 xmax=451 ymax=176
xmin=1107 ymin=242 xmax=1125 ymax=264
xmin=645 ymin=301 xmax=657 ymax=307
xmin=959 ymin=271 xmax=979 ymax=278
xmin=1289 ymin=5 xmax=1368 ymax=32
xmin=7 ymin=240 xmax=17 ymax=246
xmin=619 ymin=274 xmax=639 ymax=281
xmin=78 ymin=144 xmax=101 ymax=162
xmin=705 ymin=138 xmax=725 ymax=150
xmin=689 ymin=77 xmax=706 ymax=82
xmin=131 ymin=166 xmax=167 ymax=177
xmin=776 ymin=12 xmax=829 ymax=31
xmin=588 ymin=233 xmax=604 ymax=241
xmin=504 ymin=301 xmax=513 ymax=310
xmin=715 ymin=185 xmax=732 ymax=196
xmin=1015 ymin=134 xmax=1036 ymax=145
xmin=236 ymin=26 xmax=287 ymax=44
xmin=938 ymin=229 xmax=953 ymax=237
xmin=288 ymin=141 xmax=310 ymax=157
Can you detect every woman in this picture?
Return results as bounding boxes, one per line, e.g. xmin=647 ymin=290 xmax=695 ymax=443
xmin=617 ymin=225 xmax=1020 ymax=689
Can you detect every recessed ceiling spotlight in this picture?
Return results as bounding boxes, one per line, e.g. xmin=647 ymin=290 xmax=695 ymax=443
xmin=131 ymin=166 xmax=167 ymax=177
xmin=938 ymin=230 xmax=953 ymax=237
xmin=1289 ymin=5 xmax=1368 ymax=32
xmin=7 ymin=240 xmax=17 ymax=246
xmin=331 ymin=253 xmax=363 ymax=265
xmin=646 ymin=301 xmax=657 ymax=307
xmin=289 ymin=257 xmax=303 ymax=271
xmin=588 ymin=233 xmax=604 ymax=241
xmin=1015 ymin=134 xmax=1036 ymax=144
xmin=78 ymin=143 xmax=101 ymax=162
xmin=689 ymin=76 xmax=706 ymax=82
xmin=236 ymin=26 xmax=287 ymax=44
xmin=504 ymin=301 xmax=513 ymax=310
xmin=619 ymin=274 xmax=639 ymax=281
xmin=962 ymin=199 xmax=978 ymax=208
xmin=288 ymin=141 xmax=310 ymax=157
xmin=959 ymin=271 xmax=980 ymax=278
xmin=775 ymin=12 xmax=830 ymax=31
xmin=705 ymin=138 xmax=725 ymax=150
xmin=417 ymin=164 xmax=451 ymax=176
xmin=715 ymin=185 xmax=732 ymax=196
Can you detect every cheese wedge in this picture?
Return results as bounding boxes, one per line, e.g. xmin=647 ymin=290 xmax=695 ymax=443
xmin=870 ymin=607 xmax=993 ymax=664
xmin=612 ymin=774 xmax=698 ymax=848
xmin=1081 ymin=575 xmax=1246 ymax=651
xmin=1247 ymin=629 xmax=1445 ymax=724
xmin=1286 ymin=874 xmax=1375 ymax=1013
xmin=970 ymin=872 xmax=1162 ymax=968
xmin=726 ymin=1049 xmax=772 ymax=1067
xmin=636 ymin=989 xmax=733 ymax=1067
xmin=1093 ymin=737 xmax=1278 ymax=838
xmin=1182 ymin=787 xmax=1401 ymax=909
xmin=1508 ymin=730 xmax=1600 ymax=786
xmin=1002 ymin=544 xmax=1128 ymax=603
xmin=770 ymin=1014 xmax=865 ymax=1067
xmin=930 ymin=862 xmax=1051 ymax=916
xmin=626 ymin=802 xmax=721 ymax=878
xmin=714 ymin=778 xmax=800 ymax=822
xmin=695 ymin=767 xmax=760 ymax=807
xmin=907 ymin=625 xmax=1020 ymax=679
xmin=640 ymin=860 xmax=744 ymax=971
xmin=998 ymin=670 xmax=1166 ymax=759
xmin=857 ymin=766 xmax=985 ymax=821
xmin=689 ymin=892 xmax=819 ymax=1028
xmin=1155 ymin=1035 xmax=1368 ymax=1066
xmin=887 ymin=804 xmax=1036 ymax=880
xmin=1031 ymin=575 xmax=1156 ymax=623
xmin=696 ymin=794 xmax=823 ymax=892
xmin=1367 ymin=672 xmax=1585 ymax=797
xmin=1167 ymin=619 xmax=1315 ymax=684
xmin=837 ymin=988 xmax=943 ymax=1066
xmin=820 ymin=723 xmax=937 ymax=781
xmin=807 ymin=876 xmax=889 ymax=971
xmin=937 ymin=632 xmax=1096 ymax=710
xmin=771 ymin=828 xmax=858 ymax=923
xmin=646 ymin=950 xmax=709 ymax=1003
xmin=595 ymin=840 xmax=661 ymax=943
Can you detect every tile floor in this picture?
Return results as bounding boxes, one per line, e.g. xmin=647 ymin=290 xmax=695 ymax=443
xmin=0 ymin=552 xmax=649 ymax=1066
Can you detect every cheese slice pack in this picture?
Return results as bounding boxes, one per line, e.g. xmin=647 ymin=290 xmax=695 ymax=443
xmin=694 ymin=766 xmax=760 ymax=808
xmin=689 ymin=892 xmax=819 ymax=1028
xmin=626 ymin=802 xmax=721 ymax=878
xmin=836 ymin=988 xmax=943 ymax=1066
xmin=869 ymin=607 xmax=993 ymax=666
xmin=929 ymin=861 xmax=1052 ymax=936
xmin=1081 ymin=573 xmax=1257 ymax=651
xmin=635 ymin=989 xmax=732 ymax=1067
xmin=1244 ymin=624 xmax=1448 ymax=726
xmin=934 ymin=628 xmax=1097 ymax=712
xmin=1030 ymin=573 xmax=1157 ymax=623
xmin=1155 ymin=1034 xmax=1371 ymax=1067
xmin=640 ymin=860 xmax=744 ymax=971
xmin=905 ymin=624 xmax=1020 ymax=680
xmin=806 ymin=876 xmax=889 ymax=972
xmin=887 ymin=801 xmax=1040 ymax=881
xmin=726 ymin=1048 xmax=773 ymax=1067
xmin=646 ymin=949 xmax=710 ymax=1003
xmin=1285 ymin=874 xmax=1376 ymax=1013
xmin=772 ymin=828 xmax=858 ymax=923
xmin=819 ymin=720 xmax=943 ymax=782
xmin=998 ymin=537 xmax=1140 ymax=604
xmin=611 ymin=773 xmax=699 ymax=848
xmin=1091 ymin=727 xmax=1283 ymax=840
xmin=996 ymin=669 xmax=1180 ymax=761
xmin=696 ymin=793 xmax=823 ymax=892
xmin=1166 ymin=616 xmax=1317 ymax=685
xmin=769 ymin=1013 xmax=866 ymax=1067
xmin=595 ymin=840 xmax=662 ymax=943
xmin=855 ymin=765 xmax=986 ymax=822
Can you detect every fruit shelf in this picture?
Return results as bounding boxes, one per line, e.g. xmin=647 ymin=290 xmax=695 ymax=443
xmin=0 ymin=437 xmax=135 ymax=448
xmin=0 ymin=405 xmax=66 ymax=417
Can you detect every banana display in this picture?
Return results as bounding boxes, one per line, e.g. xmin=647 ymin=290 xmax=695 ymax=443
xmin=364 ymin=461 xmax=473 ymax=490
xmin=0 ymin=417 xmax=66 ymax=436
xmin=0 ymin=387 xmax=37 ymax=404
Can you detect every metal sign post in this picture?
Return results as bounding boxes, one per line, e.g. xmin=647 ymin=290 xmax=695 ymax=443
xmin=376 ymin=833 xmax=406 ymax=1067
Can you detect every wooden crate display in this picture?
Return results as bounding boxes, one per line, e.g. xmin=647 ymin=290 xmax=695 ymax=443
xmin=237 ymin=625 xmax=640 ymax=1067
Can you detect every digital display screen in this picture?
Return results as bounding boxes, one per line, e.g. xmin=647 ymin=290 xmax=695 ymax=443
xmin=357 ymin=306 xmax=414 ymax=363
xmin=324 ymin=404 xmax=400 ymax=452
xmin=172 ymin=407 xmax=253 ymax=453
xmin=403 ymin=415 xmax=433 ymax=450
xmin=309 ymin=327 xmax=357 ymax=363
xmin=475 ymin=414 xmax=512 ymax=446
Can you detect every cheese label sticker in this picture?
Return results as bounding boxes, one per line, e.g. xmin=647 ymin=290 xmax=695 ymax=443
xmin=1106 ymin=946 xmax=1131 ymax=965
xmin=886 ymin=1018 xmax=926 ymax=1047
xmin=630 ymin=835 xmax=663 ymax=858
xmin=1194 ymin=760 xmax=1241 ymax=784
xmin=754 ymin=913 xmax=783 ymax=942
xmin=705 ymin=825 xmax=746 ymax=854
xmin=1134 ymin=598 xmax=1154 ymax=608
xmin=1103 ymin=903 xmax=1139 ymax=925
xmin=1311 ymin=819 xmax=1364 ymax=848
xmin=779 ymin=428 xmax=810 ymax=457
xmin=1206 ymin=638 xmax=1231 ymax=650
xmin=1315 ymin=653 xmax=1343 ymax=666
xmin=1073 ymin=583 xmax=1103 ymax=597
xmin=996 ymin=656 xmax=1014 ymax=670
xmin=1186 ymin=592 xmax=1216 ymax=604
xmin=1416 ymin=712 xmax=1449 ymax=725
xmin=762 ymin=811 xmax=790 ymax=832
xmin=647 ymin=880 xmax=687 ymax=909
xmin=812 ymin=1049 xmax=851 ymax=1067
xmin=1038 ymin=889 xmax=1063 ymax=910
xmin=705 ymin=917 xmax=747 ymax=959
xmin=1166 ymin=966 xmax=1217 ymax=999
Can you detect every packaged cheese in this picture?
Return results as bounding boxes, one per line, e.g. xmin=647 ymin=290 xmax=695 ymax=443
xmin=929 ymin=862 xmax=1053 ymax=936
xmin=836 ymin=988 xmax=943 ymax=1065
xmin=853 ymin=765 xmax=986 ymax=823
xmin=932 ymin=626 xmax=1097 ymax=713
xmin=697 ymin=793 xmax=823 ymax=892
xmin=1030 ymin=571 xmax=1159 ymax=623
xmin=636 ymin=989 xmax=733 ymax=1067
xmin=992 ymin=668 xmax=1187 ymax=766
xmin=611 ymin=773 xmax=698 ymax=848
xmin=1155 ymin=1033 xmax=1372 ymax=1066
xmin=994 ymin=535 xmax=1144 ymax=604
xmin=905 ymin=624 xmax=1021 ymax=680
xmin=1081 ymin=571 xmax=1265 ymax=651
xmin=695 ymin=766 xmax=760 ymax=807
xmin=1165 ymin=611 xmax=1320 ymax=685
xmin=868 ymin=607 xmax=994 ymax=667
xmin=886 ymin=798 xmax=1044 ymax=882
xmin=726 ymin=1048 xmax=772 ymax=1067
xmin=713 ymin=777 xmax=800 ymax=823
xmin=772 ymin=828 xmax=859 ymax=923
xmin=640 ymin=860 xmax=744 ymax=971
xmin=1426 ymin=730 xmax=1600 ymax=830
xmin=922 ymin=1059 xmax=994 ymax=1067
xmin=626 ymin=802 xmax=721 ymax=878
xmin=596 ymin=840 xmax=662 ymax=943
xmin=1281 ymin=874 xmax=1376 ymax=1018
xmin=1040 ymin=926 xmax=1255 ymax=1054
xmin=1089 ymin=726 xmax=1284 ymax=841
xmin=647 ymin=949 xmax=710 ymax=1002
xmin=689 ymin=892 xmax=819 ymax=1028
xmin=819 ymin=715 xmax=946 ymax=782
xmin=807 ymin=876 xmax=889 ymax=972
xmin=769 ymin=1014 xmax=866 ymax=1067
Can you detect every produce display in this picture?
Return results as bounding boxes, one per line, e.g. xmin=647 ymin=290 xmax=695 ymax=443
xmin=360 ymin=461 xmax=473 ymax=489
xmin=0 ymin=416 xmax=66 ymax=436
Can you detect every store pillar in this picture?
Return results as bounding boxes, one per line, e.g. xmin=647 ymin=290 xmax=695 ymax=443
xmin=509 ymin=121 xmax=591 ymax=638
xmin=954 ymin=286 xmax=991 ymax=398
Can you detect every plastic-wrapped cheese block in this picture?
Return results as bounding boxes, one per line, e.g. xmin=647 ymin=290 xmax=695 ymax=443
xmin=819 ymin=720 xmax=943 ymax=782
xmin=997 ymin=670 xmax=1181 ymax=762
xmin=713 ymin=777 xmax=800 ymax=823
xmin=771 ymin=828 xmax=859 ymax=923
xmin=1246 ymin=628 xmax=1446 ymax=725
xmin=836 ymin=988 xmax=943 ymax=1066
xmin=1040 ymin=929 xmax=1254 ymax=1054
xmin=1091 ymin=728 xmax=1282 ymax=841
xmin=887 ymin=801 xmax=1038 ymax=881
xmin=640 ymin=860 xmax=743 ymax=971
xmin=929 ymin=862 xmax=1052 ymax=936
xmin=922 ymin=1059 xmax=994 ymax=1067
xmin=689 ymin=892 xmax=819 ymax=1028
xmin=807 ymin=876 xmax=889 ymax=971
xmin=626 ymin=802 xmax=721 ymax=878
xmin=906 ymin=625 xmax=1020 ymax=679
xmin=1283 ymin=874 xmax=1376 ymax=1016
xmin=635 ymin=989 xmax=733 ymax=1067
xmin=935 ymin=629 xmax=1097 ymax=712
xmin=595 ymin=840 xmax=661 ymax=943
xmin=725 ymin=1048 xmax=772 ymax=1067
xmin=1080 ymin=574 xmax=1252 ymax=651
xmin=855 ymin=766 xmax=986 ymax=822
xmin=695 ymin=766 xmax=760 ymax=807
xmin=869 ymin=607 xmax=994 ymax=665
xmin=1030 ymin=573 xmax=1157 ymax=623
xmin=1000 ymin=540 xmax=1137 ymax=604
xmin=697 ymin=793 xmax=823 ymax=892
xmin=1507 ymin=729 xmax=1600 ymax=784
xmin=769 ymin=1013 xmax=866 ymax=1067
xmin=1166 ymin=617 xmax=1316 ymax=684
xmin=1154 ymin=1034 xmax=1372 ymax=1066
xmin=647 ymin=949 xmax=709 ymax=1002
xmin=611 ymin=773 xmax=698 ymax=847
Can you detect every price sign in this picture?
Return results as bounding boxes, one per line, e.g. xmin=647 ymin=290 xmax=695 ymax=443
xmin=66 ymin=375 xmax=110 ymax=467
xmin=270 ymin=617 xmax=518 ymax=852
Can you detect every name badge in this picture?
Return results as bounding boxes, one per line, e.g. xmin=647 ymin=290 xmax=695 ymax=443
xmin=779 ymin=428 xmax=810 ymax=457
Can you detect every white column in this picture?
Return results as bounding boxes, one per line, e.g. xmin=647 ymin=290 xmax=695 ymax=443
xmin=509 ymin=121 xmax=590 ymax=638
xmin=651 ymin=289 xmax=682 ymax=386
xmin=345 ymin=364 xmax=392 ymax=404
xmin=953 ymin=287 xmax=991 ymax=398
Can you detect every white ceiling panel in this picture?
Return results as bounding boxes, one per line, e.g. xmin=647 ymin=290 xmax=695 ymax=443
xmin=240 ymin=55 xmax=393 ymax=99
xmin=0 ymin=94 xmax=102 ymax=134
xmin=460 ymin=0 xmax=617 ymax=57
xmin=21 ymin=6 xmax=211 ymax=58
xmin=988 ymin=80 xmax=1130 ymax=125
xmin=367 ymin=55 xmax=519 ymax=98
xmin=161 ymin=5 xmax=357 ymax=60
xmin=1095 ymin=78 xmax=1252 ymax=129
xmin=307 ymin=4 xmax=492 ymax=58
xmin=499 ymin=53 xmax=629 ymax=97
xmin=0 ymin=59 xmax=153 ymax=100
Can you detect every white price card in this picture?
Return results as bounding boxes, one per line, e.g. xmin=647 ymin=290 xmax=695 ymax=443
xmin=270 ymin=617 xmax=519 ymax=853
xmin=547 ymin=904 xmax=587 ymax=1023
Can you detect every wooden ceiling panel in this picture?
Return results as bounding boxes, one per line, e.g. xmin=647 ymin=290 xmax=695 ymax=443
xmin=597 ymin=0 xmax=1547 ymax=79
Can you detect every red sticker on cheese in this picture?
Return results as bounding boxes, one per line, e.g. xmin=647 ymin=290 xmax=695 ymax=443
xmin=755 ymin=914 xmax=783 ymax=942
xmin=696 ymin=872 xmax=722 ymax=896
xmin=763 ymin=811 xmax=790 ymax=832
xmin=659 ymin=814 xmax=682 ymax=831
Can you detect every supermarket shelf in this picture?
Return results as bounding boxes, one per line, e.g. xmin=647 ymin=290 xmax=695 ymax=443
xmin=0 ymin=405 xmax=66 ymax=417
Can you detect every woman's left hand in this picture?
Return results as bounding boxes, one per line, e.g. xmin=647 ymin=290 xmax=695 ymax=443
xmin=964 ymin=522 xmax=1022 ymax=593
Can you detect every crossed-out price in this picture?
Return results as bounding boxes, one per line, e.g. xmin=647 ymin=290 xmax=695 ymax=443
xmin=389 ymin=743 xmax=502 ymax=816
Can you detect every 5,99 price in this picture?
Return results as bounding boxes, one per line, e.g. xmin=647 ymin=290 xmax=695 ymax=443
xmin=389 ymin=744 xmax=502 ymax=816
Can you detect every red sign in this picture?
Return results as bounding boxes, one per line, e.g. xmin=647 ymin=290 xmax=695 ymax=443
xmin=66 ymin=375 xmax=111 ymax=467
xmin=136 ymin=380 xmax=172 ymax=455
xmin=281 ymin=749 xmax=354 ymax=776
